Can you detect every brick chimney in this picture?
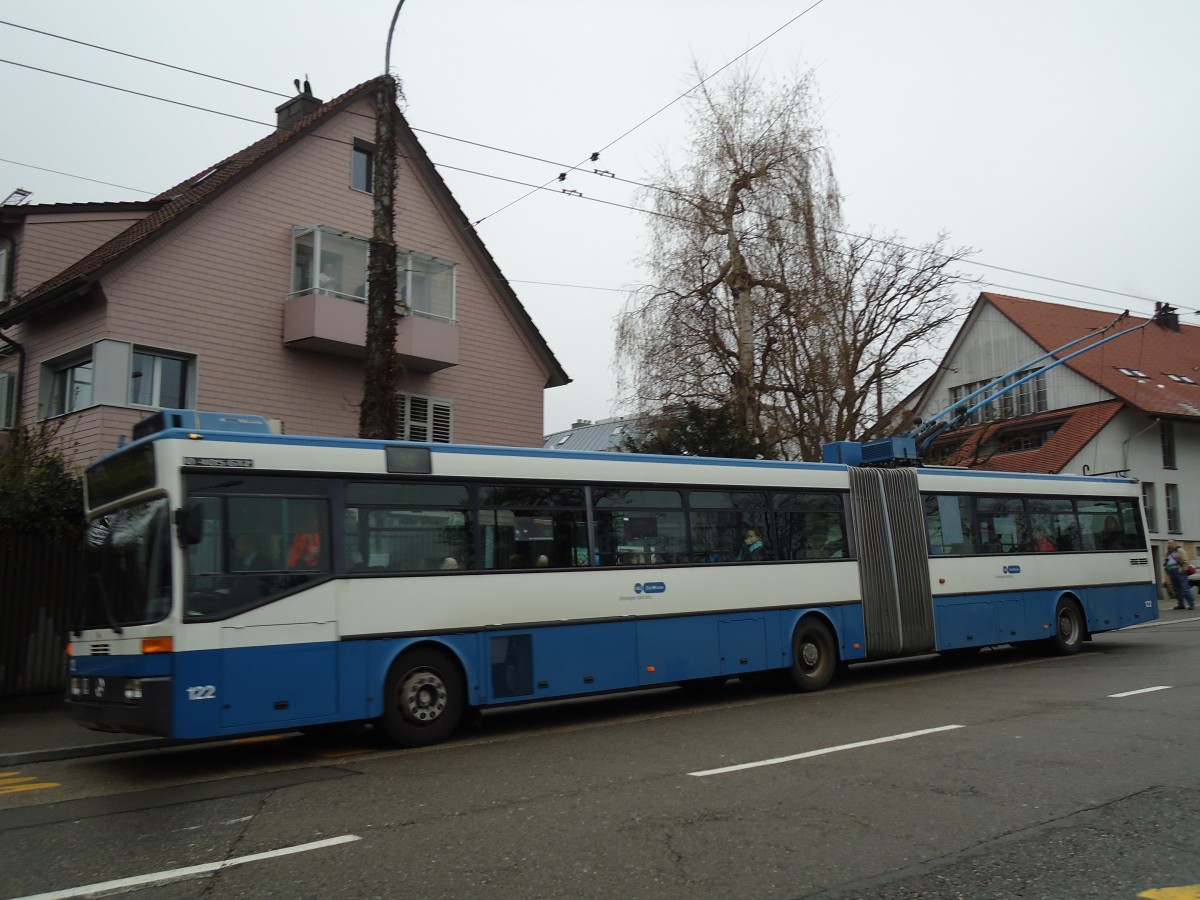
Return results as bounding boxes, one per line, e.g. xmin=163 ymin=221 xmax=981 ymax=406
xmin=275 ymin=79 xmax=322 ymax=130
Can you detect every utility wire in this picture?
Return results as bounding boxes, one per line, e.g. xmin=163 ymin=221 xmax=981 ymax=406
xmin=0 ymin=18 xmax=291 ymax=97
xmin=0 ymin=25 xmax=1181 ymax=315
xmin=0 ymin=59 xmax=271 ymax=128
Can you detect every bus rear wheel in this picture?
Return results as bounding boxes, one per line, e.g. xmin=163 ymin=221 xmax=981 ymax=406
xmin=1048 ymin=598 xmax=1085 ymax=656
xmin=381 ymin=647 xmax=465 ymax=747
xmin=786 ymin=617 xmax=838 ymax=692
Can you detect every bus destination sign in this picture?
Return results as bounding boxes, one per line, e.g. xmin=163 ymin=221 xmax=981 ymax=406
xmin=183 ymin=457 xmax=254 ymax=468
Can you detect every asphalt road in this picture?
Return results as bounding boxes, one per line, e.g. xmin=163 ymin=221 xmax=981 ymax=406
xmin=1 ymin=617 xmax=1197 ymax=899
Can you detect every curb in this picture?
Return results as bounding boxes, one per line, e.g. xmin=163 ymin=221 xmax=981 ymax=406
xmin=0 ymin=738 xmax=172 ymax=768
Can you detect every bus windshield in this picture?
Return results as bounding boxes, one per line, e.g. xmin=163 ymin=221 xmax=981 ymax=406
xmin=81 ymin=497 xmax=173 ymax=630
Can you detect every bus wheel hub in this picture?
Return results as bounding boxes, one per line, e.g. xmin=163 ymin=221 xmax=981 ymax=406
xmin=401 ymin=671 xmax=447 ymax=723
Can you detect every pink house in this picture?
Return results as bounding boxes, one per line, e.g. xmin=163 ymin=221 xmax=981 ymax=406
xmin=0 ymin=78 xmax=568 ymax=464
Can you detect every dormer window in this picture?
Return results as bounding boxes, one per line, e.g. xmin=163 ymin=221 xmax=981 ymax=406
xmin=1165 ymin=373 xmax=1197 ymax=384
xmin=1117 ymin=367 xmax=1148 ymax=378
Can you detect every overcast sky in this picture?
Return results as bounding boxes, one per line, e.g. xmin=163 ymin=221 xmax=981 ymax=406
xmin=3 ymin=1 xmax=1197 ymax=435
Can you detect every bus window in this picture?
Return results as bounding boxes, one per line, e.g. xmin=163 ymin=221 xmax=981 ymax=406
xmin=923 ymin=494 xmax=976 ymax=556
xmin=687 ymin=491 xmax=767 ymax=562
xmin=1028 ymin=497 xmax=1076 ymax=551
xmin=344 ymin=483 xmax=469 ymax=571
xmin=975 ymin=496 xmax=1027 ymax=554
xmin=1077 ymin=498 xmax=1134 ymax=551
xmin=773 ymin=492 xmax=847 ymax=560
xmin=479 ymin=485 xmax=588 ymax=569
xmin=350 ymin=508 xmax=469 ymax=572
xmin=186 ymin=495 xmax=330 ymax=617
xmin=592 ymin=488 xmax=684 ymax=566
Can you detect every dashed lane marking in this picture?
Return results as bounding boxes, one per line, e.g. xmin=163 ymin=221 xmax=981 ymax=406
xmin=688 ymin=724 xmax=965 ymax=777
xmin=11 ymin=834 xmax=361 ymax=899
xmin=1108 ymin=685 xmax=1172 ymax=698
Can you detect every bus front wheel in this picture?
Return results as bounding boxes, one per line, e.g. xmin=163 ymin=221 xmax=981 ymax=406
xmin=786 ymin=617 xmax=838 ymax=692
xmin=380 ymin=647 xmax=465 ymax=747
xmin=1048 ymin=598 xmax=1085 ymax=656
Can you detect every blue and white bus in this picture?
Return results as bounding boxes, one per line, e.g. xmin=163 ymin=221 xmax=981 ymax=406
xmin=66 ymin=410 xmax=1158 ymax=747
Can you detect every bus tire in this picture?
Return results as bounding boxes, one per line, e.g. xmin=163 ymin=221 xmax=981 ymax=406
xmin=786 ymin=616 xmax=838 ymax=692
xmin=380 ymin=647 xmax=465 ymax=747
xmin=1048 ymin=598 xmax=1085 ymax=656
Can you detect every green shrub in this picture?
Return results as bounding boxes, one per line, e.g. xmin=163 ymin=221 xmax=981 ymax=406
xmin=0 ymin=423 xmax=84 ymax=539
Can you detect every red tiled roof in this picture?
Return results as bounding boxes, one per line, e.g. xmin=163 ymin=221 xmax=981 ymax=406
xmin=932 ymin=399 xmax=1123 ymax=474
xmin=984 ymin=292 xmax=1200 ymax=420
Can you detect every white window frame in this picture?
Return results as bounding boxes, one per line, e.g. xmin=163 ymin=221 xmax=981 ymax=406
xmin=1142 ymin=482 xmax=1157 ymax=533
xmin=351 ymin=139 xmax=375 ymax=193
xmin=399 ymin=393 xmax=452 ymax=443
xmin=0 ymin=371 xmax=14 ymax=429
xmin=0 ymin=243 xmax=10 ymax=307
xmin=290 ymin=226 xmax=370 ymax=301
xmin=1165 ymin=482 xmax=1181 ymax=533
xmin=398 ymin=249 xmax=456 ymax=322
xmin=1161 ymin=420 xmax=1177 ymax=470
xmin=129 ymin=349 xmax=193 ymax=409
xmin=46 ymin=353 xmax=94 ymax=417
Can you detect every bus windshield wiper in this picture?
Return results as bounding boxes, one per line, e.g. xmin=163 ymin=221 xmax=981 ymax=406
xmin=88 ymin=572 xmax=124 ymax=635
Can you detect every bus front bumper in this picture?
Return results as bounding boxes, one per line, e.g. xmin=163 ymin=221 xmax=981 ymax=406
xmin=65 ymin=676 xmax=173 ymax=737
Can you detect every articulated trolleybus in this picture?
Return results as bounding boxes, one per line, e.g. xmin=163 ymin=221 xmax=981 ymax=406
xmin=67 ymin=410 xmax=1158 ymax=747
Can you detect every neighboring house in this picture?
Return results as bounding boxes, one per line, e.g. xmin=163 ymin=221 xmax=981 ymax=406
xmin=913 ymin=291 xmax=1200 ymax=579
xmin=543 ymin=416 xmax=643 ymax=452
xmin=0 ymin=78 xmax=568 ymax=464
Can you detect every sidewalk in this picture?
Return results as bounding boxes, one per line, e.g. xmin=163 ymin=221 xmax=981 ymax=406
xmin=0 ymin=693 xmax=168 ymax=767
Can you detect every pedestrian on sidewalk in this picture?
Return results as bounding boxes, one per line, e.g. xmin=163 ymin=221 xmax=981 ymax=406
xmin=1165 ymin=540 xmax=1195 ymax=610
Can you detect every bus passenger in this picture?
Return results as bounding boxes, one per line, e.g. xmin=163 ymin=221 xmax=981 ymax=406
xmin=287 ymin=514 xmax=323 ymax=568
xmin=1098 ymin=516 xmax=1123 ymax=550
xmin=737 ymin=528 xmax=766 ymax=561
xmin=233 ymin=533 xmax=274 ymax=571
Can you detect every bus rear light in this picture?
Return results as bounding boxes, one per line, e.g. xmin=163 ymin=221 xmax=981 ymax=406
xmin=142 ymin=637 xmax=173 ymax=654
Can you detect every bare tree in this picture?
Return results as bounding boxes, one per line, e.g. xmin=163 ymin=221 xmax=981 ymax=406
xmin=616 ymin=64 xmax=973 ymax=460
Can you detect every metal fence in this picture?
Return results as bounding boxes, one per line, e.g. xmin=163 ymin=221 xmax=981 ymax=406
xmin=0 ymin=531 xmax=83 ymax=697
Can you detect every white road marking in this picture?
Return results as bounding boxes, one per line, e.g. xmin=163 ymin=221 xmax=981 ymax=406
xmin=13 ymin=834 xmax=361 ymax=900
xmin=688 ymin=724 xmax=965 ymax=777
xmin=1108 ymin=686 xmax=1172 ymax=698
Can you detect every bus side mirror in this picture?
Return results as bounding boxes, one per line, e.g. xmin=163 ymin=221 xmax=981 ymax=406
xmin=175 ymin=503 xmax=205 ymax=545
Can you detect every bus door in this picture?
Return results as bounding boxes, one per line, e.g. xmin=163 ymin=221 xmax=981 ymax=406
xmin=847 ymin=467 xmax=935 ymax=658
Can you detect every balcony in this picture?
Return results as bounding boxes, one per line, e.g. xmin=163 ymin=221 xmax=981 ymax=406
xmin=283 ymin=293 xmax=459 ymax=372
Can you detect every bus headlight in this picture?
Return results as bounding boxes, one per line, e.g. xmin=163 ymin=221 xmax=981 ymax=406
xmin=70 ymin=677 xmax=82 ymax=697
xmin=124 ymin=679 xmax=143 ymax=701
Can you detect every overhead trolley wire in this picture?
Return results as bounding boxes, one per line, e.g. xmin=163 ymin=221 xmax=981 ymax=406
xmin=0 ymin=17 xmax=1182 ymax=316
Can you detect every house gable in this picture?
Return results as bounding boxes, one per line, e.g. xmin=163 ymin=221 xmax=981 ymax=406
xmin=0 ymin=78 xmax=566 ymax=461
